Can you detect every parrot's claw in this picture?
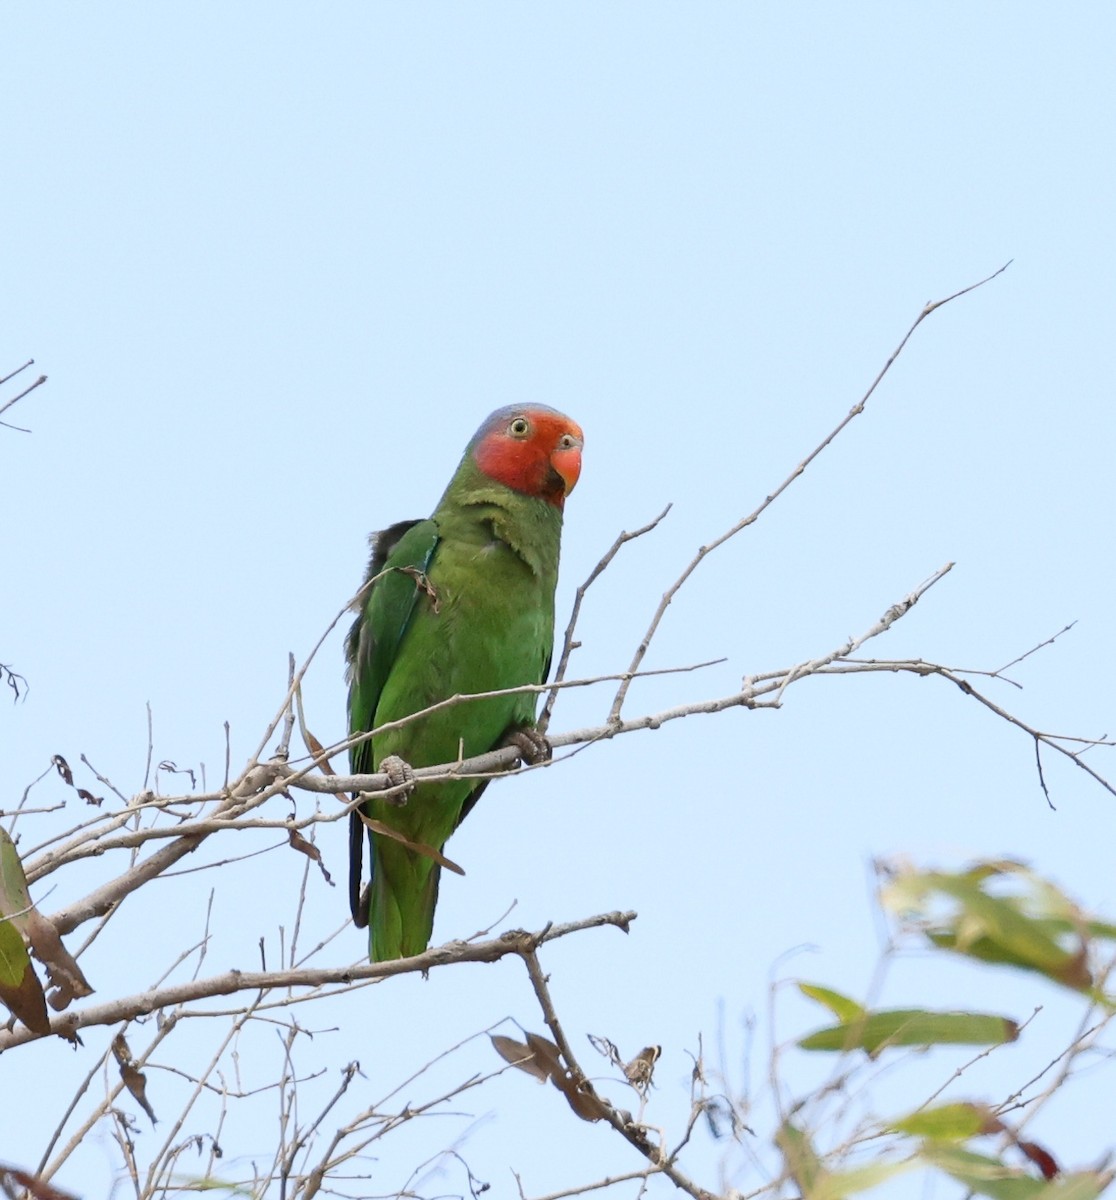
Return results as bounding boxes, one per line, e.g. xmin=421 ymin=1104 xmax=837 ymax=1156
xmin=380 ymin=754 xmax=417 ymax=806
xmin=505 ymin=726 xmax=552 ymax=766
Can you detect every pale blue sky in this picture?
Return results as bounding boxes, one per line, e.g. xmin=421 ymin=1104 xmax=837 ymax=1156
xmin=4 ymin=6 xmax=1116 ymax=1197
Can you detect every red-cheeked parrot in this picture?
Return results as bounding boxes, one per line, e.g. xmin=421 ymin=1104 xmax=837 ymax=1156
xmin=345 ymin=405 xmax=584 ymax=961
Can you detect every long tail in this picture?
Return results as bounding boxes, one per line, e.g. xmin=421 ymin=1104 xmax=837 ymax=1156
xmin=369 ymin=836 xmax=442 ymax=962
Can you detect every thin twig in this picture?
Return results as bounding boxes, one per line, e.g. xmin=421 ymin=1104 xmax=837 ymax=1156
xmin=0 ymin=369 xmax=47 ymax=430
xmin=540 ymin=505 xmax=673 ymax=732
xmin=609 ymin=263 xmax=1012 ymax=723
xmin=520 ymin=942 xmax=716 ymax=1200
xmin=993 ymin=621 xmax=1077 ymax=678
xmin=36 ymin=572 xmax=1110 ymax=946
xmin=0 ymin=911 xmax=636 ymax=1051
xmin=767 ymin=563 xmax=953 ymax=706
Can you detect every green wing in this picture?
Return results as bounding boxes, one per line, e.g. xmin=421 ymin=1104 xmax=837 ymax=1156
xmin=454 ymin=641 xmax=552 ymax=829
xmin=346 ymin=517 xmax=439 ymax=923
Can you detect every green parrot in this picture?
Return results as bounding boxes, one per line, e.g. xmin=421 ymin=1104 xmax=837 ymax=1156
xmin=345 ymin=404 xmax=584 ymax=961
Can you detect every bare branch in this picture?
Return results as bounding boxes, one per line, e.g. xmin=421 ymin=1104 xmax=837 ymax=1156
xmin=992 ymin=621 xmax=1077 ymax=679
xmin=31 ymin=558 xmax=1110 ymax=957
xmin=0 ymin=911 xmax=636 ymax=1051
xmin=767 ymin=562 xmax=954 ymax=706
xmin=540 ymin=504 xmax=673 ymax=732
xmin=609 ymin=264 xmax=1011 ymax=722
xmin=0 ymin=359 xmax=47 ymax=431
xmin=0 ymin=663 xmax=28 ymax=701
xmin=519 ymin=942 xmax=717 ymax=1200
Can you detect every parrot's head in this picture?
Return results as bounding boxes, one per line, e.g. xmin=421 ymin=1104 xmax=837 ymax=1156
xmin=470 ymin=405 xmax=584 ymax=509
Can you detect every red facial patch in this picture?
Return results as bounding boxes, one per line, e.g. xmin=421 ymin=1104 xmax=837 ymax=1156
xmin=472 ymin=408 xmax=584 ymax=507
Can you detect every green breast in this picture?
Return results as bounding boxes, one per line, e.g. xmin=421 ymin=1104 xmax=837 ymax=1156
xmin=369 ymin=507 xmax=557 ymax=842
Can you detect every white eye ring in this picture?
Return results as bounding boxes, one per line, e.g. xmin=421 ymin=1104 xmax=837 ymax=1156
xmin=509 ymin=417 xmax=530 ymax=437
xmin=557 ymin=432 xmax=578 ymax=450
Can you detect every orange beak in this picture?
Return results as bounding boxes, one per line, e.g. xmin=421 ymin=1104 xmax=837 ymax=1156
xmin=551 ymin=430 xmax=584 ymax=496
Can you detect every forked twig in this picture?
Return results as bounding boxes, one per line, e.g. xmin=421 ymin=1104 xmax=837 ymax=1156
xmin=540 ymin=505 xmax=673 ymax=731
xmin=519 ymin=942 xmax=716 ymax=1200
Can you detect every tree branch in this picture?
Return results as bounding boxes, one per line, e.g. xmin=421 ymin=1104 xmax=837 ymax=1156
xmin=608 ymin=263 xmax=1011 ymax=723
xmin=540 ymin=504 xmax=673 ymax=732
xmin=519 ymin=941 xmax=717 ymax=1200
xmin=0 ymin=911 xmax=636 ymax=1051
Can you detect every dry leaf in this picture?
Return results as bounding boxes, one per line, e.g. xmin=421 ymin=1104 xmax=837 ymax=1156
xmin=490 ymin=1034 xmax=550 ymax=1082
xmin=557 ymin=1077 xmax=610 ymax=1123
xmin=359 ymin=815 xmax=465 ymax=875
xmin=0 ymin=829 xmax=92 ymax=1012
xmin=398 ymin=566 xmax=439 ymax=612
xmin=298 ymin=706 xmax=465 ymax=885
xmin=287 ymin=828 xmax=334 ymax=886
xmin=975 ymin=1108 xmax=1059 ymax=1179
xmin=1053 ymin=945 xmax=1093 ymax=990
xmin=0 ymin=921 xmax=50 ymax=1035
xmin=113 ymin=1033 xmax=158 ymax=1124
xmin=525 ymin=1032 xmax=565 ymax=1078
xmin=47 ymin=753 xmax=103 ymax=804
xmin=157 ymin=760 xmax=196 ymax=788
xmin=588 ymin=1032 xmax=623 ymax=1067
xmin=1017 ymin=1140 xmax=1059 ymax=1181
xmin=24 ymin=910 xmax=94 ymax=1009
xmin=0 ymin=1165 xmax=79 ymax=1200
xmin=491 ymin=1031 xmax=608 ymax=1123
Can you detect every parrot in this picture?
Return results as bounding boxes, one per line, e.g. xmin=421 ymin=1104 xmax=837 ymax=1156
xmin=345 ymin=404 xmax=584 ymax=962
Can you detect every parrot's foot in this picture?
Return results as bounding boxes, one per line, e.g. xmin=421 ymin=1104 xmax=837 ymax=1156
xmin=380 ymin=754 xmax=417 ymax=806
xmin=505 ymin=726 xmax=552 ymax=766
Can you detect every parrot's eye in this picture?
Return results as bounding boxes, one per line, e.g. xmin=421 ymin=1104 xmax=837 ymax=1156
xmin=557 ymin=432 xmax=578 ymax=450
xmin=508 ymin=417 xmax=530 ymax=437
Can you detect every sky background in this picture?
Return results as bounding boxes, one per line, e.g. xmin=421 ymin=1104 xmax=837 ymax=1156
xmin=4 ymin=5 xmax=1116 ymax=1198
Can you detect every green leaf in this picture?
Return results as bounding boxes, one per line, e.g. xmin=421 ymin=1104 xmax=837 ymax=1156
xmin=163 ymin=1180 xmax=255 ymax=1196
xmin=0 ymin=918 xmax=50 ymax=1034
xmin=0 ymin=918 xmax=30 ymax=987
xmin=937 ymin=875 xmax=1077 ymax=969
xmin=798 ymin=982 xmax=866 ymax=1024
xmin=925 ymin=930 xmax=1090 ymax=990
xmin=812 ymin=1161 xmax=911 ymax=1200
xmin=924 ymin=1145 xmax=1114 ymax=1200
xmin=0 ymin=828 xmax=93 ymax=1012
xmin=0 ymin=827 xmax=33 ymax=924
xmin=777 ymin=1121 xmax=826 ymax=1196
xmin=798 ymin=1008 xmax=1018 ymax=1055
xmin=776 ymin=1124 xmax=911 ymax=1199
xmin=1082 ymin=918 xmax=1116 ymax=943
xmin=882 ymin=864 xmax=1101 ymax=991
xmin=923 ymin=1144 xmax=1045 ymax=1200
xmin=1043 ymin=1172 xmax=1116 ymax=1200
xmin=889 ymin=1101 xmax=990 ymax=1139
